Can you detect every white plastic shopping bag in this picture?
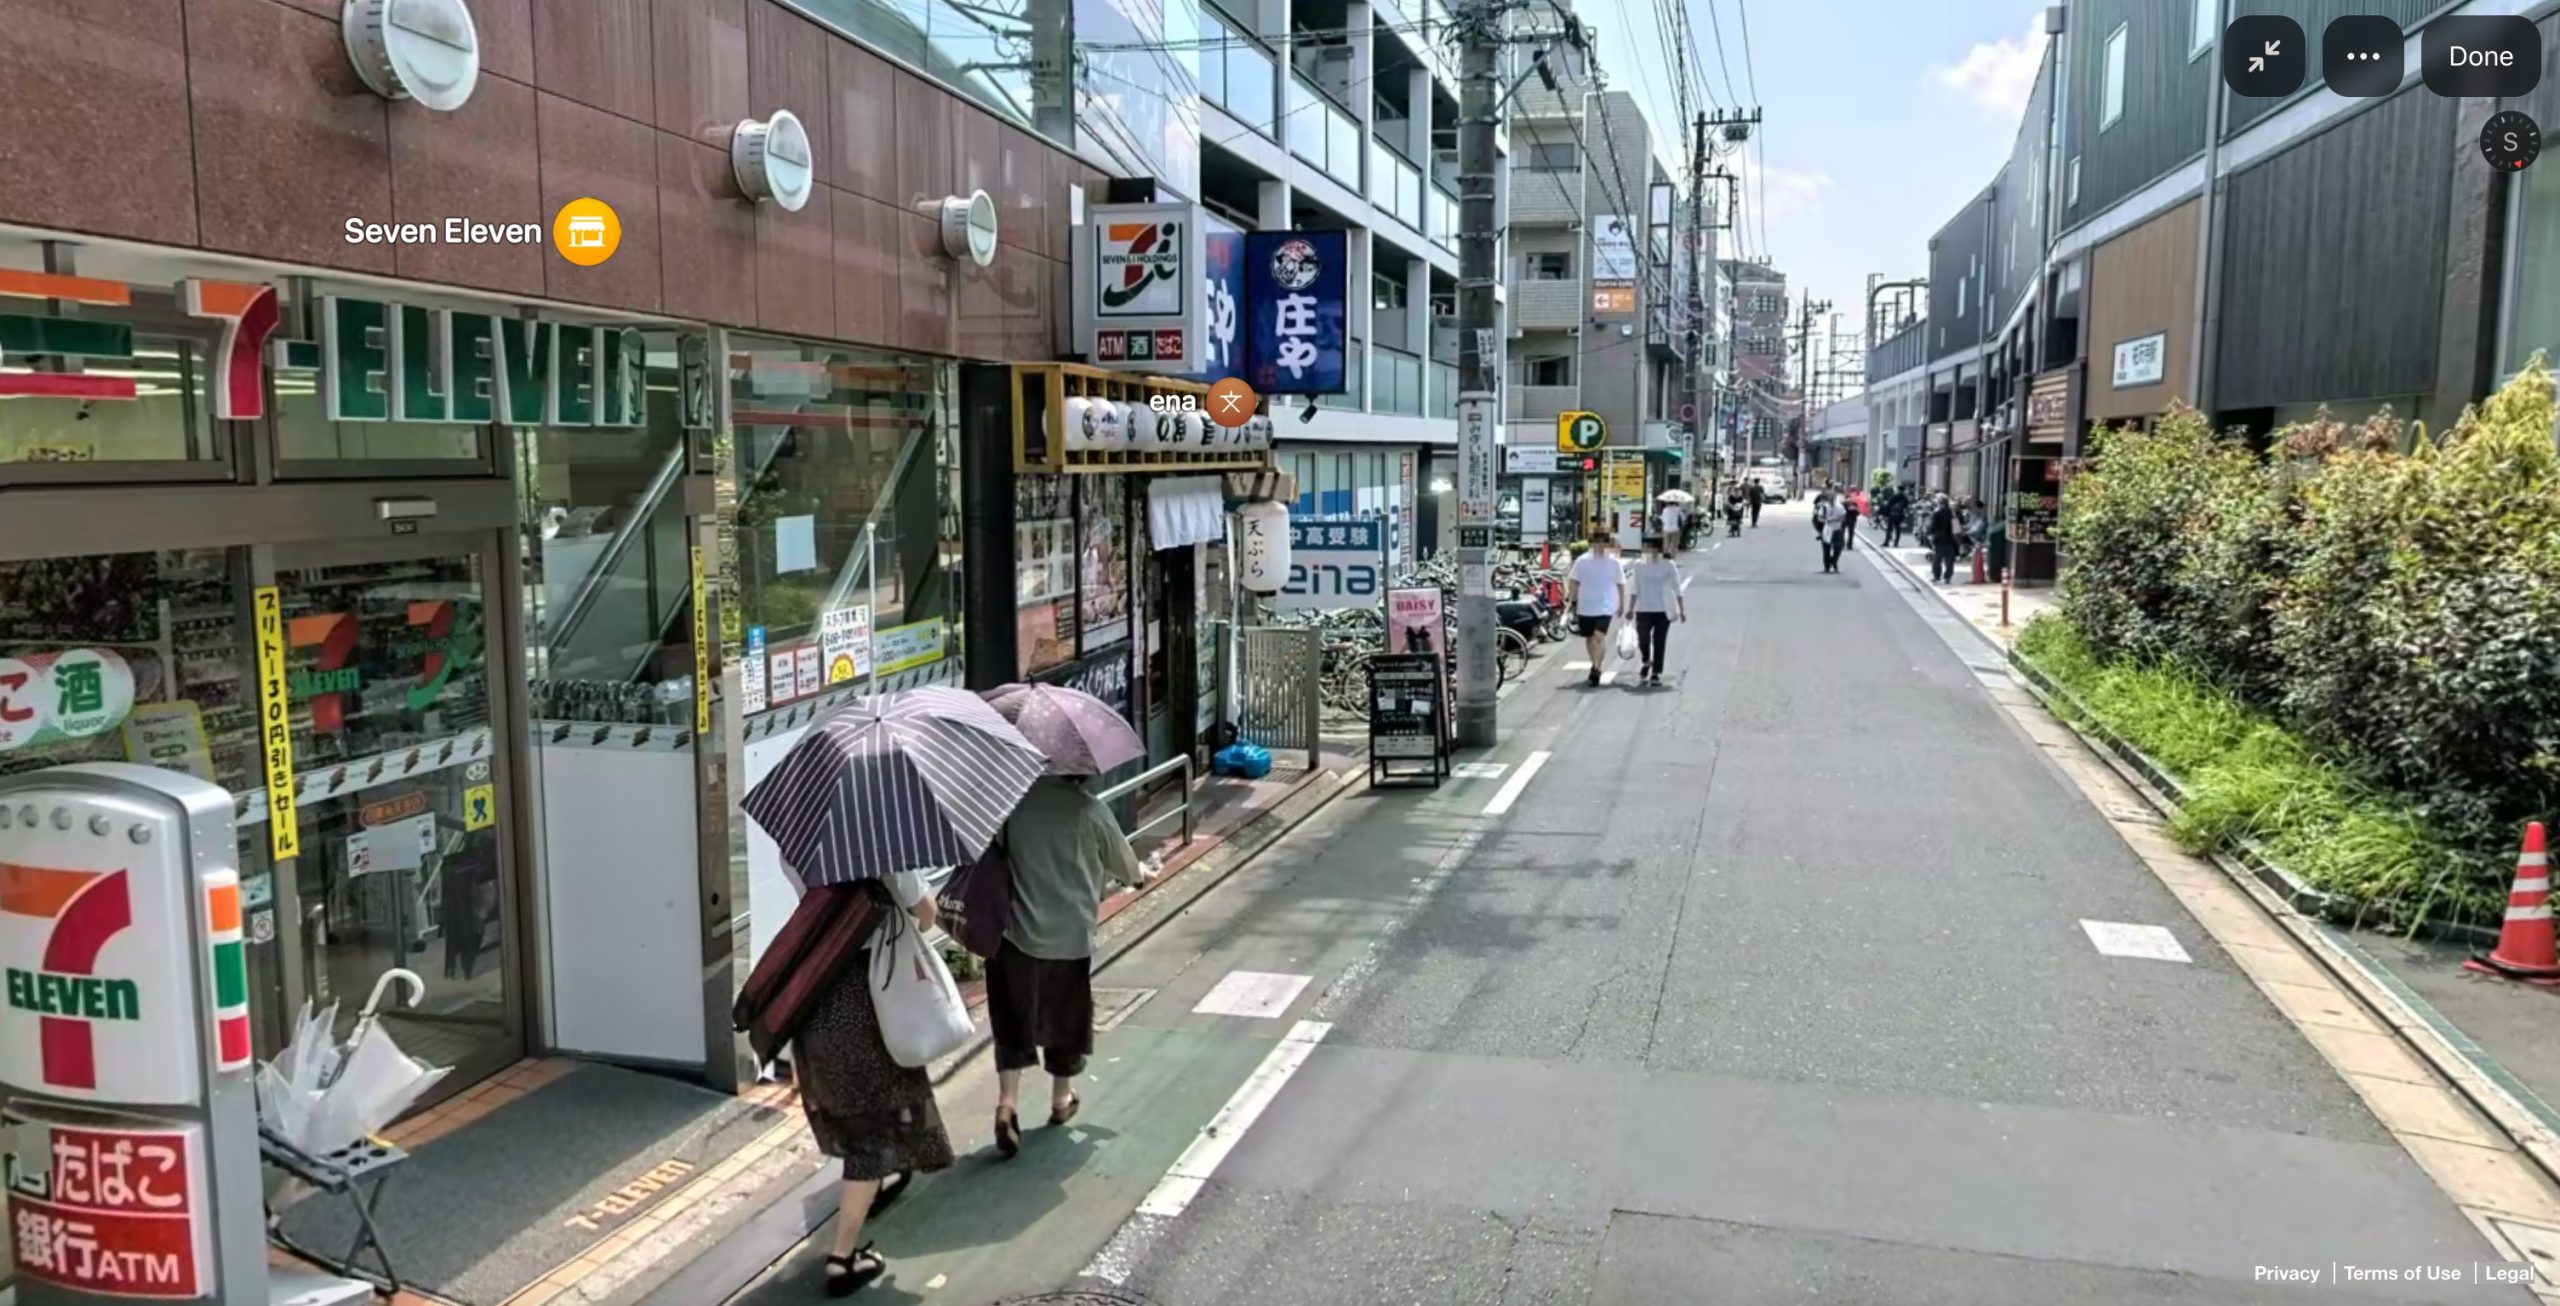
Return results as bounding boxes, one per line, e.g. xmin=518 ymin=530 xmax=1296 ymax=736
xmin=871 ymin=910 xmax=975 ymax=1068
xmin=1615 ymin=619 xmax=1637 ymax=661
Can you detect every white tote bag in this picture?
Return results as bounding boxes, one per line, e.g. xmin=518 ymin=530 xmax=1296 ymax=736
xmin=870 ymin=909 xmax=975 ymax=1069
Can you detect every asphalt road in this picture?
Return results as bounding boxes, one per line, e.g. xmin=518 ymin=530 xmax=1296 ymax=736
xmin=727 ymin=503 xmax=2531 ymax=1306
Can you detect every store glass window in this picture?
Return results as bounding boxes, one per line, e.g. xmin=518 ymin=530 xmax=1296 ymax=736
xmin=518 ymin=332 xmax=696 ymax=721
xmin=794 ymin=0 xmax=1036 ymax=126
xmin=0 ymin=237 xmax=226 ymax=470
xmin=2508 ymin=163 xmax=2560 ymax=380
xmin=0 ymin=549 xmax=285 ymax=1053
xmin=726 ymin=339 xmax=962 ymax=706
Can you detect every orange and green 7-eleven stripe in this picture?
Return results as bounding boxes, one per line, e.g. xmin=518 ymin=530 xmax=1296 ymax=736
xmin=205 ymin=870 xmax=251 ymax=1072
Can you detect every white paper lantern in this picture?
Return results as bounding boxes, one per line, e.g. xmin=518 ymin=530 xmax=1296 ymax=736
xmin=1090 ymin=399 xmax=1128 ymax=451
xmin=1058 ymin=396 xmax=1093 ymax=451
xmin=1236 ymin=499 xmax=1291 ymax=594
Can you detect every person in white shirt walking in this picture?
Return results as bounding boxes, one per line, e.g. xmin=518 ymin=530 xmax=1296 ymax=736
xmin=1658 ymin=501 xmax=1685 ymax=554
xmin=1627 ymin=537 xmax=1685 ymax=686
xmin=1565 ymin=532 xmax=1629 ymax=687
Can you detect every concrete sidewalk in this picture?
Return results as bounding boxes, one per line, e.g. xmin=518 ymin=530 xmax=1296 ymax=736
xmin=1867 ymin=535 xmax=2560 ymax=1214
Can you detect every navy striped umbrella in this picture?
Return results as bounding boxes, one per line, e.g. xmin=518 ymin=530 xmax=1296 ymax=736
xmin=740 ymin=686 xmax=1045 ymax=886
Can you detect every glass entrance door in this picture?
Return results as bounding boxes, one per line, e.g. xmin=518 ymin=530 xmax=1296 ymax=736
xmin=269 ymin=532 xmax=522 ymax=1085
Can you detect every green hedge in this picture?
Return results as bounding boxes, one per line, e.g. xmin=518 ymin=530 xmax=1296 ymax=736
xmin=2040 ymin=360 xmax=2559 ymax=925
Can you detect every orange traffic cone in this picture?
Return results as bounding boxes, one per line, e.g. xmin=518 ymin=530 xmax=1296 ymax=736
xmin=2468 ymin=823 xmax=2560 ymax=983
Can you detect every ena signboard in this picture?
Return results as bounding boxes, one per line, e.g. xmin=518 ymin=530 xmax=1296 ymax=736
xmin=1277 ymin=519 xmax=1385 ymax=610
xmin=1074 ymin=201 xmax=1208 ymax=373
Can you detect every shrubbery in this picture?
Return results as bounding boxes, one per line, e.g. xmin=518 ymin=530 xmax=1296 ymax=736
xmin=2037 ymin=359 xmax=2560 ymax=925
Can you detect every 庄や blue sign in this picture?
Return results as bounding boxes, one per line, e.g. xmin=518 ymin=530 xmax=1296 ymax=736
xmin=1244 ymin=230 xmax=1347 ymax=395
xmin=1278 ymin=518 xmax=1384 ymax=610
xmin=1185 ymin=214 xmax=1247 ymax=385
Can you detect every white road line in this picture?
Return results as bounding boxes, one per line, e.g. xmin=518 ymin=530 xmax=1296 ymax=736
xmin=2079 ymin=919 xmax=2193 ymax=963
xmin=1481 ymin=749 xmax=1552 ymax=816
xmin=1191 ymin=970 xmax=1313 ymax=1018
xmin=1451 ymin=761 xmax=1508 ymax=780
xmin=1134 ymin=1019 xmax=1332 ymax=1219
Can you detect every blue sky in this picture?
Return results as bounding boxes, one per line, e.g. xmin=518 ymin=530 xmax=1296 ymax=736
xmin=1573 ymin=0 xmax=2048 ymax=356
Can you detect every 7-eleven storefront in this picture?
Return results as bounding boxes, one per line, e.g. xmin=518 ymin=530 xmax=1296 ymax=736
xmin=0 ymin=233 xmax=734 ymax=1115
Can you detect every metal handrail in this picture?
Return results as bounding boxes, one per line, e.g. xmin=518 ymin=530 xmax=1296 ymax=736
xmin=1096 ymin=754 xmax=1196 ymax=850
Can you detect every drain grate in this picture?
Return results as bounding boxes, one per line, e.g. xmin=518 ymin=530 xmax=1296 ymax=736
xmin=999 ymin=1292 xmax=1158 ymax=1305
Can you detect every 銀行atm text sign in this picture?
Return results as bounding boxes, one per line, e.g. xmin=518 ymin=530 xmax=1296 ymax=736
xmin=0 ymin=265 xmax=647 ymax=428
xmin=6 ymin=1118 xmax=213 ymax=1299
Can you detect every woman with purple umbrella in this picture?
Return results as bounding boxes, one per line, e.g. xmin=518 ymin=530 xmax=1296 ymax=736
xmin=978 ymin=683 xmax=1147 ymax=1156
xmin=736 ymin=686 xmax=1044 ymax=1296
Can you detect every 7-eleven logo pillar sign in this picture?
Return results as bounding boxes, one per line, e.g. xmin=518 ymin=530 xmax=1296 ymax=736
xmin=1 ymin=866 xmax=134 ymax=1091
xmin=0 ymin=850 xmax=205 ymax=1106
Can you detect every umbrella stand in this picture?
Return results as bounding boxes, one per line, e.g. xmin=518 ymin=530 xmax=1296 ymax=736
xmin=262 ymin=966 xmax=434 ymax=1297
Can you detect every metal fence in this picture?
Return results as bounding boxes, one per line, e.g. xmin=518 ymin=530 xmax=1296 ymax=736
xmin=1237 ymin=625 xmax=1322 ymax=772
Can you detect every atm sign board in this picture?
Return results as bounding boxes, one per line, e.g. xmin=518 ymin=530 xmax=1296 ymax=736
xmin=6 ymin=1117 xmax=213 ymax=1299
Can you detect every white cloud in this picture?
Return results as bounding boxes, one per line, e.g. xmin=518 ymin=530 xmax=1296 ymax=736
xmin=1739 ymin=151 xmax=1833 ymax=223
xmin=1934 ymin=11 xmax=2048 ymax=115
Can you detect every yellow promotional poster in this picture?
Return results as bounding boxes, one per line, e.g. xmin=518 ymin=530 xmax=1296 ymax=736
xmin=251 ymin=586 xmax=299 ymax=861
xmin=689 ymin=545 xmax=711 ymax=734
xmin=1606 ymin=456 xmax=1646 ymax=503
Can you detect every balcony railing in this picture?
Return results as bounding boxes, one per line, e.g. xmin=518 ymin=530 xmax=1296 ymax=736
xmin=1371 ymin=143 xmax=1424 ymax=230
xmin=1374 ymin=346 xmax=1424 ymax=416
xmin=1430 ymin=184 xmax=1457 ymax=251
xmin=1315 ymin=346 xmax=1368 ymax=410
xmin=1198 ymin=11 xmax=1278 ymax=135
xmin=1432 ymin=361 xmax=1459 ymax=418
xmin=1289 ymin=76 xmax=1362 ymax=191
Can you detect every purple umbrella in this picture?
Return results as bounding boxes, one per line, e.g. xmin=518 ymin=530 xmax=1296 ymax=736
xmin=741 ymin=686 xmax=1045 ymax=886
xmin=979 ymin=683 xmax=1144 ymax=777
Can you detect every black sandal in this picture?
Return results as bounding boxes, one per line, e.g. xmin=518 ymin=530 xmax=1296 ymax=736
xmin=1048 ymin=1093 xmax=1081 ymax=1127
xmin=867 ymin=1171 xmax=909 ymax=1217
xmin=994 ymin=1107 xmax=1022 ymax=1157
xmin=824 ymin=1245 xmax=885 ymax=1297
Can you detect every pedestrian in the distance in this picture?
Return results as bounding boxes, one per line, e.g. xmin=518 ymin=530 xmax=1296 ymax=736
xmin=1746 ymin=477 xmax=1765 ymax=527
xmin=1927 ymin=492 xmax=1959 ymax=583
xmin=1566 ymin=531 xmax=1628 ymax=686
xmin=988 ymin=772 xmax=1145 ymax=1159
xmin=1628 ymin=536 xmax=1685 ymax=686
xmin=1966 ymin=495 xmax=1991 ymax=564
xmin=794 ymin=873 xmax=951 ymax=1296
xmin=1810 ymin=492 xmax=1835 ymax=572
xmin=1723 ymin=481 xmax=1746 ymax=537
xmin=1659 ymin=500 xmax=1685 ymax=554
xmin=1840 ymin=489 xmax=1863 ymax=554
xmin=1881 ymin=485 xmax=1910 ymax=548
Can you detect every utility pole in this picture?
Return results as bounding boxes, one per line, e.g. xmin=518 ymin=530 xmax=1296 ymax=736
xmin=1792 ymin=295 xmax=1832 ymax=478
xmin=1451 ymin=0 xmax=1504 ymax=750
xmin=1686 ymin=112 xmax=1708 ymax=487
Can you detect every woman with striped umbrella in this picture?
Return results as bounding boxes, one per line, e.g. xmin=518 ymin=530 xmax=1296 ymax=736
xmin=975 ymin=683 xmax=1146 ymax=1156
xmin=738 ymin=686 xmax=1043 ymax=1297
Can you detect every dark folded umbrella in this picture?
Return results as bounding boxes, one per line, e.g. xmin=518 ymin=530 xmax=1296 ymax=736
xmin=740 ymin=686 xmax=1044 ymax=886
xmin=980 ymin=683 xmax=1144 ymax=776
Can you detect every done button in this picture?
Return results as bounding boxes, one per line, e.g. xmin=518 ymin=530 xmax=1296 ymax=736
xmin=2422 ymin=15 xmax=2541 ymax=98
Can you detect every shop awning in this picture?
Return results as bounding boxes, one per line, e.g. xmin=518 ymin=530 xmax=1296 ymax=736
xmin=1147 ymin=476 xmax=1227 ymax=550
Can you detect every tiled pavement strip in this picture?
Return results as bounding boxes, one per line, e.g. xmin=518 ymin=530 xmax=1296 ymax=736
xmin=1864 ymin=539 xmax=2560 ymax=1298
xmin=261 ymin=745 xmax=1378 ymax=1306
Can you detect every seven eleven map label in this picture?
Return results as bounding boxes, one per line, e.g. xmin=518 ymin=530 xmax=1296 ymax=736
xmin=7 ymin=1117 xmax=213 ymax=1299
